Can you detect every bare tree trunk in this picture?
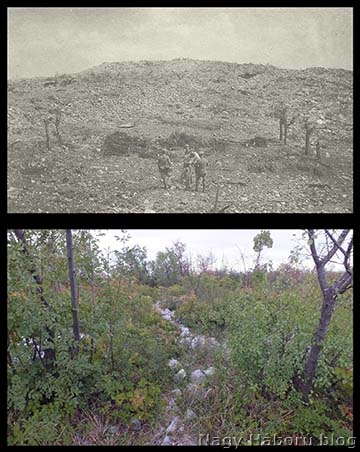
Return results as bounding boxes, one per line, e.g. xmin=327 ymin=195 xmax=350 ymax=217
xmin=282 ymin=110 xmax=287 ymax=144
xmin=66 ymin=229 xmax=80 ymax=356
xmin=305 ymin=130 xmax=310 ymax=155
xmin=300 ymin=288 xmax=336 ymax=401
xmin=304 ymin=123 xmax=315 ymax=156
xmin=44 ymin=119 xmax=51 ymax=151
xmin=54 ymin=110 xmax=63 ymax=146
xmin=296 ymin=229 xmax=353 ymax=402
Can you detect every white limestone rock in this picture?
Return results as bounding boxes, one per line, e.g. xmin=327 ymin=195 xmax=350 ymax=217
xmin=180 ymin=326 xmax=191 ymax=336
xmin=168 ymin=358 xmax=180 ymax=369
xmin=191 ymin=336 xmax=207 ymax=349
xmin=204 ymin=367 xmax=216 ymax=377
xmin=171 ymin=388 xmax=182 ymax=398
xmin=185 ymin=408 xmax=197 ymax=420
xmin=174 ymin=368 xmax=187 ymax=382
xmin=191 ymin=369 xmax=206 ymax=384
xmin=166 ymin=416 xmax=179 ymax=434
xmin=162 ymin=435 xmax=173 ymax=445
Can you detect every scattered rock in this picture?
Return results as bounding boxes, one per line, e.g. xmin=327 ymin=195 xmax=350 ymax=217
xmin=166 ymin=416 xmax=179 ymax=434
xmin=191 ymin=369 xmax=206 ymax=384
xmin=167 ymin=398 xmax=177 ymax=411
xmin=161 ymin=435 xmax=173 ymax=445
xmin=161 ymin=308 xmax=174 ymax=321
xmin=179 ymin=326 xmax=191 ymax=336
xmin=174 ymin=369 xmax=187 ymax=382
xmin=191 ymin=336 xmax=207 ymax=349
xmin=130 ymin=418 xmax=142 ymax=431
xmin=204 ymin=367 xmax=216 ymax=377
xmin=168 ymin=358 xmax=180 ymax=369
xmin=178 ymin=336 xmax=192 ymax=345
xmin=171 ymin=388 xmax=182 ymax=398
xmin=186 ymin=383 xmax=207 ymax=400
xmin=185 ymin=408 xmax=197 ymax=420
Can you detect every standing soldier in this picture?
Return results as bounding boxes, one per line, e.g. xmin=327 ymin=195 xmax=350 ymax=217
xmin=181 ymin=145 xmax=199 ymax=190
xmin=181 ymin=144 xmax=191 ymax=187
xmin=194 ymin=151 xmax=208 ymax=192
xmin=157 ymin=149 xmax=172 ymax=189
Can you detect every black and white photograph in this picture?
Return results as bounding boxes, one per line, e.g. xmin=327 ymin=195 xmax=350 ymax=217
xmin=7 ymin=7 xmax=353 ymax=213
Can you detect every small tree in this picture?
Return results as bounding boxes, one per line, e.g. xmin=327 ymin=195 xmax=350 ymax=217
xmin=114 ymin=244 xmax=149 ymax=286
xmin=253 ymin=230 xmax=273 ymax=270
xmin=170 ymin=241 xmax=190 ymax=277
xmin=43 ymin=118 xmax=51 ymax=151
xmin=295 ymin=229 xmax=353 ymax=401
xmin=304 ymin=117 xmax=316 ymax=156
xmin=151 ymin=250 xmax=183 ymax=286
xmin=54 ymin=108 xmax=63 ymax=146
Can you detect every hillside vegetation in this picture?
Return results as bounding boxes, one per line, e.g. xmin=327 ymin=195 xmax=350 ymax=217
xmin=7 ymin=230 xmax=353 ymax=445
xmin=8 ymin=59 xmax=353 ymax=212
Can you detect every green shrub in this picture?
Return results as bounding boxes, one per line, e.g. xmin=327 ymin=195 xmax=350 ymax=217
xmin=226 ymin=287 xmax=352 ymax=399
xmin=291 ymin=400 xmax=352 ymax=441
xmin=9 ymin=404 xmax=75 ymax=445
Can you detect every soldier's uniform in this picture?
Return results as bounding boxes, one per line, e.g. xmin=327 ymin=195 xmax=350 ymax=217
xmin=181 ymin=146 xmax=199 ymax=190
xmin=157 ymin=149 xmax=172 ymax=189
xmin=194 ymin=152 xmax=208 ymax=192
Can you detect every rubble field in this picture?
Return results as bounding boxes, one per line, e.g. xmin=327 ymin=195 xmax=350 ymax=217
xmin=7 ymin=59 xmax=353 ymax=213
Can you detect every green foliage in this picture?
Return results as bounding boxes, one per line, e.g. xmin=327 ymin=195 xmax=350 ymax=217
xmin=7 ymin=230 xmax=353 ymax=444
xmin=290 ymin=400 xmax=352 ymax=440
xmin=99 ymin=377 xmax=163 ymax=423
xmin=166 ymin=284 xmax=187 ymax=298
xmin=7 ymin=230 xmax=180 ymax=445
xmin=226 ymin=284 xmax=352 ymax=399
xmin=151 ymin=250 xmax=182 ymax=286
xmin=332 ymin=367 xmax=353 ymax=403
xmin=9 ymin=404 xmax=75 ymax=445
xmin=253 ymin=230 xmax=273 ymax=255
xmin=113 ymin=244 xmax=150 ymax=284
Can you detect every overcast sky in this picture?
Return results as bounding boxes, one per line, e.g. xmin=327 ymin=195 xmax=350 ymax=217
xmin=95 ymin=229 xmax=314 ymax=271
xmin=8 ymin=7 xmax=353 ymax=79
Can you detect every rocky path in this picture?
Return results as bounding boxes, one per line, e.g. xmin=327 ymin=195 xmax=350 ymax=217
xmin=152 ymin=301 xmax=225 ymax=445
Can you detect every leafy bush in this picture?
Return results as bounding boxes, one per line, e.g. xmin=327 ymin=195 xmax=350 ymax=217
xmin=290 ymin=400 xmax=352 ymax=441
xmin=226 ymin=286 xmax=353 ymax=400
xmin=99 ymin=376 xmax=163 ymax=423
xmin=8 ymin=252 xmax=179 ymax=445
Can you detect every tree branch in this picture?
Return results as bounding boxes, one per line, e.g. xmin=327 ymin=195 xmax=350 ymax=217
xmin=322 ymin=229 xmax=350 ymax=266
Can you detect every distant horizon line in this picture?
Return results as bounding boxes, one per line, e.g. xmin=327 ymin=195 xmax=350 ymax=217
xmin=8 ymin=57 xmax=353 ymax=82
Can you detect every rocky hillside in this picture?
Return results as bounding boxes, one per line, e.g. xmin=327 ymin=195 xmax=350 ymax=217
xmin=7 ymin=59 xmax=353 ymax=213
